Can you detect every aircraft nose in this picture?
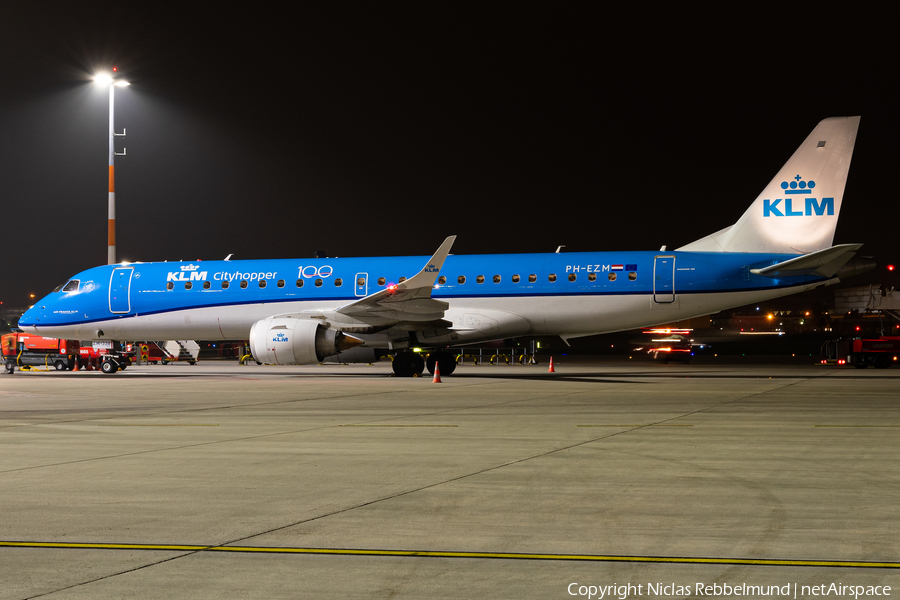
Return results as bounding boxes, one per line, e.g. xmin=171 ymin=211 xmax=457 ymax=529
xmin=18 ymin=305 xmax=44 ymax=331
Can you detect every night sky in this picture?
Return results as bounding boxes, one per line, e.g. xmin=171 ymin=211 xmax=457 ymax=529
xmin=1 ymin=6 xmax=895 ymax=307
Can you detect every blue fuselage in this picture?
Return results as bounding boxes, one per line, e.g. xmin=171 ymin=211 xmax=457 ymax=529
xmin=20 ymin=250 xmax=829 ymax=344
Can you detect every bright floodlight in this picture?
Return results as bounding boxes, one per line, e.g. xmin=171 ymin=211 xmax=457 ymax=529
xmin=114 ymin=80 xmax=130 ymax=87
xmin=93 ymin=73 xmax=113 ymax=85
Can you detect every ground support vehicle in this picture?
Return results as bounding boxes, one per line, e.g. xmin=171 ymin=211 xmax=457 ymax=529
xmin=2 ymin=333 xmax=79 ymax=373
xmin=821 ymin=336 xmax=900 ymax=369
xmin=77 ymin=341 xmax=134 ymax=373
xmin=134 ymin=342 xmax=170 ymax=365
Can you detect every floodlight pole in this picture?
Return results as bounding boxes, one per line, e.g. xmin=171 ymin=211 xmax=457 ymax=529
xmin=107 ymin=81 xmax=127 ymax=265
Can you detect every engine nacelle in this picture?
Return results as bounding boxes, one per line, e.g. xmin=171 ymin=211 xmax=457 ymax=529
xmin=249 ymin=318 xmax=363 ymax=365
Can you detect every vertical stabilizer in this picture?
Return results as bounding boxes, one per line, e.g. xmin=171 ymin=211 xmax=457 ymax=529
xmin=678 ymin=116 xmax=860 ymax=254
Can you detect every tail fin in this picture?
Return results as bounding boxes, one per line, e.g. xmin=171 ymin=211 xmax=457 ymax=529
xmin=678 ymin=116 xmax=860 ymax=254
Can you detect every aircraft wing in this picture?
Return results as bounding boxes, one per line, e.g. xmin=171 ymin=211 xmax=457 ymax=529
xmin=750 ymin=243 xmax=862 ymax=278
xmin=336 ymin=236 xmax=456 ymax=322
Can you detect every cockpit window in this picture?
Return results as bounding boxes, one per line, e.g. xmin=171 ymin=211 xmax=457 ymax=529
xmin=52 ymin=282 xmax=67 ymax=293
xmin=62 ymin=280 xmax=80 ymax=292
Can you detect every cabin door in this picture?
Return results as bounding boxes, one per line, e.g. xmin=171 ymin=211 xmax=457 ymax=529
xmin=109 ymin=267 xmax=134 ymax=313
xmin=653 ymin=256 xmax=675 ymax=303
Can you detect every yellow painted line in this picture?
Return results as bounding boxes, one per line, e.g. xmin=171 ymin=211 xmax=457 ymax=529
xmin=813 ymin=425 xmax=900 ymax=428
xmin=97 ymin=424 xmax=219 ymax=427
xmin=1 ymin=541 xmax=896 ymax=568
xmin=0 ymin=541 xmax=206 ymax=551
xmin=577 ymin=424 xmax=693 ymax=427
xmin=339 ymin=425 xmax=457 ymax=428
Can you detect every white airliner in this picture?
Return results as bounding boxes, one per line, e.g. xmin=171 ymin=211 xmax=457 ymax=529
xmin=18 ymin=117 xmax=870 ymax=376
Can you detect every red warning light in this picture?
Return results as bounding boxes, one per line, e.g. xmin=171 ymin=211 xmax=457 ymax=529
xmin=113 ymin=67 xmax=118 ymax=72
xmin=855 ymin=326 xmax=861 ymax=331
xmin=888 ymin=265 xmax=895 ymax=271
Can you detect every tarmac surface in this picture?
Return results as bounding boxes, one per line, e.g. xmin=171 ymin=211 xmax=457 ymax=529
xmin=1 ymin=358 xmax=898 ymax=599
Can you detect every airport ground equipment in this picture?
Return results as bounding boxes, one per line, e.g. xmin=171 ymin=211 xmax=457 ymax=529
xmin=2 ymin=332 xmax=79 ymax=373
xmin=834 ymin=284 xmax=900 ymax=326
xmin=162 ymin=340 xmax=200 ymax=364
xmin=134 ymin=342 xmax=168 ymax=364
xmin=76 ymin=341 xmax=135 ymax=373
xmin=821 ymin=336 xmax=900 ymax=369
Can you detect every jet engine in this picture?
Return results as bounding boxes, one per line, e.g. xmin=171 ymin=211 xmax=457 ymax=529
xmin=249 ymin=318 xmax=363 ymax=365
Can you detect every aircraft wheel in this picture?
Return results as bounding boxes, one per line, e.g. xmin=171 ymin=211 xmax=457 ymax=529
xmin=392 ymin=352 xmax=424 ymax=377
xmin=426 ymin=352 xmax=456 ymax=376
xmin=101 ymin=359 xmax=119 ymax=374
xmin=412 ymin=353 xmax=425 ymax=376
xmin=54 ymin=361 xmax=66 ymax=371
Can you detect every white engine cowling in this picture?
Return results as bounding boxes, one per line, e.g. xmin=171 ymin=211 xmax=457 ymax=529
xmin=249 ymin=318 xmax=362 ymax=365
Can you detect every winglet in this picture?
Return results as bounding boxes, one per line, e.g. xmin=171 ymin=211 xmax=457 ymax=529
xmin=336 ymin=236 xmax=456 ymax=319
xmin=397 ymin=235 xmax=456 ymax=293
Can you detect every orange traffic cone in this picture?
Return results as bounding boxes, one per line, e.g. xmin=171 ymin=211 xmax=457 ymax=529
xmin=548 ymin=356 xmax=556 ymax=373
xmin=433 ymin=361 xmax=442 ymax=383
xmin=72 ymin=357 xmax=80 ymax=371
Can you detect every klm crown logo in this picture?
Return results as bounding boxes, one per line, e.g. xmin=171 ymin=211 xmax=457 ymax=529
xmin=763 ymin=175 xmax=833 ymax=218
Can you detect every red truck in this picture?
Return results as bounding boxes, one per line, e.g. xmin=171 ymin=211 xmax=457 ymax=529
xmin=821 ymin=336 xmax=900 ymax=369
xmin=2 ymin=332 xmax=79 ymax=373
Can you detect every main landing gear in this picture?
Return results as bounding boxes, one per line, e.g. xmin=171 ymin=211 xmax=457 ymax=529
xmin=391 ymin=351 xmax=457 ymax=378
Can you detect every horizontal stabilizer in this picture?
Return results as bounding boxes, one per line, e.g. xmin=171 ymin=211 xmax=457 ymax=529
xmin=749 ymin=243 xmax=862 ymax=278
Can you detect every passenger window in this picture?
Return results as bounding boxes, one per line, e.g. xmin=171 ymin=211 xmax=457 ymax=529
xmin=458 ymin=275 xmax=466 ymax=284
xmin=568 ymin=273 xmax=576 ymax=282
xmin=315 ymin=279 xmax=323 ymax=287
xmin=296 ymin=279 xmax=304 ymax=288
xmin=240 ymin=280 xmax=248 ymax=288
xmin=512 ymin=274 xmax=520 ymax=283
xmin=277 ymin=279 xmax=285 ymax=288
xmin=476 ymin=275 xmax=484 ymax=284
xmin=588 ymin=273 xmax=596 ymax=282
xmin=628 ymin=272 xmax=637 ymax=281
xmin=398 ymin=277 xmax=407 ymax=283
xmin=357 ymin=277 xmax=366 ymax=286
xmin=62 ymin=280 xmax=80 ymax=292
xmin=203 ymin=281 xmax=211 ymax=289
xmin=166 ymin=282 xmax=174 ymax=291
xmin=222 ymin=281 xmax=229 ymax=289
xmin=438 ymin=276 xmax=446 ymax=285
xmin=548 ymin=274 xmax=557 ymax=282
xmin=528 ymin=274 xmax=536 ymax=283
xmin=608 ymin=272 xmax=617 ymax=281
xmin=378 ymin=277 xmax=386 ymax=286
xmin=259 ymin=280 xmax=267 ymax=288
xmin=185 ymin=282 xmax=193 ymax=290
xmin=493 ymin=275 xmax=501 ymax=283
xmin=334 ymin=278 xmax=342 ymax=287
